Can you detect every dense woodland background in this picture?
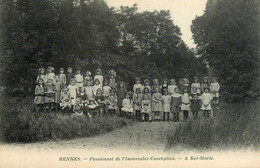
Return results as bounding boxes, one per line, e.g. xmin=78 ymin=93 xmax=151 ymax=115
xmin=0 ymin=0 xmax=259 ymax=102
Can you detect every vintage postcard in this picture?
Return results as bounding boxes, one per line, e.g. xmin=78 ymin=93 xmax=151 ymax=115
xmin=0 ymin=0 xmax=259 ymax=167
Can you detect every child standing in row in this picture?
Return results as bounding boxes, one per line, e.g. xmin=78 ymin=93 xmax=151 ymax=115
xmin=171 ymin=87 xmax=181 ymax=122
xmin=84 ymin=71 xmax=93 ymax=85
xmin=161 ymin=78 xmax=168 ymax=93
xmin=201 ymin=87 xmax=213 ymax=118
xmin=190 ymin=87 xmax=200 ymax=118
xmin=34 ymin=78 xmax=45 ymax=112
xmin=143 ymin=87 xmax=151 ymax=100
xmin=133 ymin=88 xmax=142 ymax=120
xmin=93 ymin=79 xmax=102 ymax=96
xmin=75 ymin=68 xmax=83 ymax=89
xmin=46 ymin=66 xmax=55 ymax=83
xmin=143 ymin=79 xmax=151 ymax=93
xmin=141 ymin=94 xmax=151 ymax=122
xmin=152 ymin=78 xmax=160 ymax=93
xmin=85 ymin=81 xmax=94 ymax=99
xmin=54 ymin=77 xmax=61 ymax=111
xmin=36 ymin=67 xmax=46 ymax=84
xmin=201 ymin=77 xmax=210 ymax=93
xmin=45 ymin=79 xmax=55 ymax=111
xmin=66 ymin=67 xmax=73 ymax=85
xmin=95 ymin=88 xmax=105 ymax=117
xmin=210 ymin=78 xmax=220 ymax=109
xmin=152 ymin=88 xmax=163 ymax=121
xmin=133 ymin=77 xmax=143 ymax=93
xmin=181 ymin=87 xmax=190 ymax=120
xmin=108 ymin=69 xmax=117 ymax=89
xmin=168 ymin=79 xmax=177 ymax=95
xmin=67 ymin=79 xmax=77 ymax=111
xmin=94 ymin=69 xmax=103 ymax=88
xmin=103 ymin=80 xmax=111 ymax=115
xmin=162 ymin=90 xmax=171 ymax=121
xmin=191 ymin=76 xmax=201 ymax=94
xmin=57 ymin=68 xmax=66 ymax=89
xmin=117 ymin=81 xmax=127 ymax=117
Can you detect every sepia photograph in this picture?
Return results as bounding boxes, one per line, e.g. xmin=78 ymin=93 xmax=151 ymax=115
xmin=0 ymin=0 xmax=259 ymax=167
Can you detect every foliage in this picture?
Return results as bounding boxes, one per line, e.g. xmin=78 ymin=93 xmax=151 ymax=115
xmin=115 ymin=6 xmax=206 ymax=81
xmin=0 ymin=0 xmax=206 ymax=91
xmin=191 ymin=0 xmax=260 ymax=102
xmin=0 ymin=95 xmax=134 ymax=142
xmin=167 ymin=102 xmax=260 ymax=150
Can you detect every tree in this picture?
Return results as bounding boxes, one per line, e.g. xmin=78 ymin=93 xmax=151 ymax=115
xmin=115 ymin=6 xmax=206 ymax=81
xmin=0 ymin=1 xmax=206 ymax=91
xmin=191 ymin=0 xmax=260 ymax=102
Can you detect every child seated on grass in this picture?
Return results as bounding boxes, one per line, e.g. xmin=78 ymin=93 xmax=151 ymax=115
xmin=86 ymin=98 xmax=99 ymax=118
xmin=60 ymin=88 xmax=71 ymax=112
xmin=77 ymin=86 xmax=87 ymax=113
xmin=74 ymin=98 xmax=84 ymax=117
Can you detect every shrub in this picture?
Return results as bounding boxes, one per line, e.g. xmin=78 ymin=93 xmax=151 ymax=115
xmin=0 ymin=95 xmax=134 ymax=143
xmin=167 ymin=102 xmax=260 ymax=150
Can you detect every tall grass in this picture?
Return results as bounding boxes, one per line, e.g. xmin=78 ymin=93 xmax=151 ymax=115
xmin=167 ymin=102 xmax=260 ymax=150
xmin=0 ymin=95 xmax=134 ymax=143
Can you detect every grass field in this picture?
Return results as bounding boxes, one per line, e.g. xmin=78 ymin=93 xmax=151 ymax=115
xmin=0 ymin=94 xmax=134 ymax=143
xmin=1 ymin=92 xmax=259 ymax=151
xmin=166 ymin=101 xmax=260 ymax=150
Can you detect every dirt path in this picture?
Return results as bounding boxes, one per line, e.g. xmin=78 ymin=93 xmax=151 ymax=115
xmin=1 ymin=121 xmax=178 ymax=152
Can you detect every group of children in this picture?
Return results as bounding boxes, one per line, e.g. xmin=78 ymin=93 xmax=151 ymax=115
xmin=34 ymin=66 xmax=220 ymax=121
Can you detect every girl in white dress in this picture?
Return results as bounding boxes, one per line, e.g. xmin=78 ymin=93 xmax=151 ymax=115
xmin=168 ymin=79 xmax=177 ymax=95
xmin=191 ymin=76 xmax=201 ymax=94
xmin=85 ymin=81 xmax=94 ymax=99
xmin=201 ymin=87 xmax=213 ymax=118
xmin=94 ymin=68 xmax=103 ymax=88
xmin=181 ymin=87 xmax=190 ymax=121
xmin=141 ymin=94 xmax=152 ymax=122
xmin=133 ymin=77 xmax=143 ymax=93
xmin=122 ymin=92 xmax=134 ymax=119
xmin=84 ymin=70 xmax=93 ymax=86
xmin=75 ymin=68 xmax=83 ymax=88
xmin=162 ymin=90 xmax=171 ymax=121
xmin=67 ymin=79 xmax=77 ymax=112
xmin=210 ymin=78 xmax=220 ymax=109
xmin=93 ymin=79 xmax=102 ymax=96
